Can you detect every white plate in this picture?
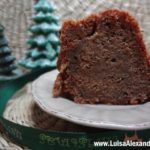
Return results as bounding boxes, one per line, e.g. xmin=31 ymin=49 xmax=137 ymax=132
xmin=32 ymin=70 xmax=150 ymax=130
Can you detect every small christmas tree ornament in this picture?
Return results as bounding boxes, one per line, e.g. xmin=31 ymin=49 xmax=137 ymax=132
xmin=18 ymin=0 xmax=60 ymax=70
xmin=0 ymin=25 xmax=21 ymax=81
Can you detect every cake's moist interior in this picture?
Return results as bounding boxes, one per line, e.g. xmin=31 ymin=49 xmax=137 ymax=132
xmin=61 ymin=14 xmax=150 ymax=104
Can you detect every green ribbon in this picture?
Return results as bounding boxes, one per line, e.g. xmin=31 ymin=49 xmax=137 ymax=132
xmin=0 ymin=69 xmax=150 ymax=150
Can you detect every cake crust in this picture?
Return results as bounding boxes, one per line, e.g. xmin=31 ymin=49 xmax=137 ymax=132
xmin=53 ymin=9 xmax=150 ymax=105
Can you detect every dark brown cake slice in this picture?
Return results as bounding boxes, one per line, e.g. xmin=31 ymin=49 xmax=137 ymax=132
xmin=53 ymin=9 xmax=150 ymax=105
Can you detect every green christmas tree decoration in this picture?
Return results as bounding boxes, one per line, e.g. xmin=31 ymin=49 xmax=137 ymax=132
xmin=0 ymin=25 xmax=17 ymax=76
xmin=34 ymin=0 xmax=56 ymax=12
xmin=18 ymin=0 xmax=60 ymax=70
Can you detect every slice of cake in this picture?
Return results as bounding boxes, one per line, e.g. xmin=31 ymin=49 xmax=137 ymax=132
xmin=53 ymin=9 xmax=150 ymax=105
